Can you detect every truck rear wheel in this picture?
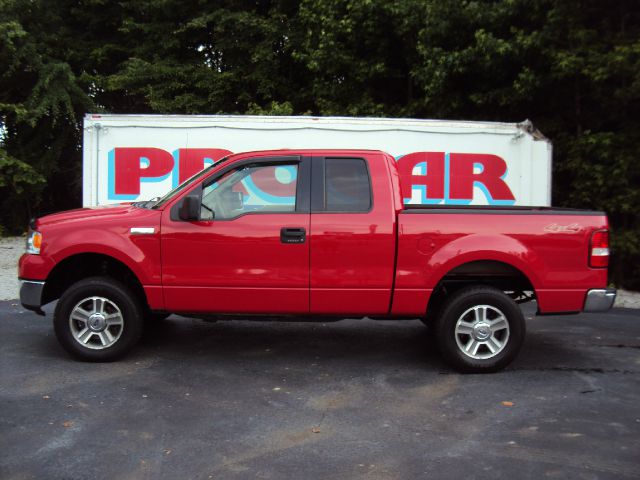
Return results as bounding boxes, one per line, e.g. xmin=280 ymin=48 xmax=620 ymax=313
xmin=435 ymin=286 xmax=525 ymax=373
xmin=53 ymin=277 xmax=144 ymax=361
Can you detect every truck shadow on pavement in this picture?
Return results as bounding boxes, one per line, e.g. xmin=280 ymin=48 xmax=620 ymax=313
xmin=137 ymin=317 xmax=446 ymax=368
xmin=16 ymin=305 xmax=634 ymax=374
xmin=130 ymin=315 xmax=598 ymax=373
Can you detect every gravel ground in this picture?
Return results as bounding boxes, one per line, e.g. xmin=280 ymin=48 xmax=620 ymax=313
xmin=616 ymin=289 xmax=640 ymax=309
xmin=0 ymin=236 xmax=23 ymax=301
xmin=2 ymin=235 xmax=639 ymax=307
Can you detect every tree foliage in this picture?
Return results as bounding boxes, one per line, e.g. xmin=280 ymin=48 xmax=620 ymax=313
xmin=0 ymin=0 xmax=639 ymax=287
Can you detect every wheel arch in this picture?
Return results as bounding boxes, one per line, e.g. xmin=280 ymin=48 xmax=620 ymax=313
xmin=426 ymin=259 xmax=536 ymax=321
xmin=42 ymin=253 xmax=149 ymax=310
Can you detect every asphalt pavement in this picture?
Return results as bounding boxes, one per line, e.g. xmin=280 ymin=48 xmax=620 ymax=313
xmin=1 ymin=301 xmax=639 ymax=479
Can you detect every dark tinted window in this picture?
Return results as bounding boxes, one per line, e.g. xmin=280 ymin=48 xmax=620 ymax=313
xmin=325 ymin=158 xmax=371 ymax=212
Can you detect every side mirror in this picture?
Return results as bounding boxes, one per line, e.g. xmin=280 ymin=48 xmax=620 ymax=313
xmin=179 ymin=194 xmax=200 ymax=221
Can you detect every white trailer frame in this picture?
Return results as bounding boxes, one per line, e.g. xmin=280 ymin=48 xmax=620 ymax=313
xmin=82 ymin=114 xmax=552 ymax=207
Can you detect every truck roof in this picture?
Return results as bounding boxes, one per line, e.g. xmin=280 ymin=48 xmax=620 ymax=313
xmin=227 ymin=149 xmax=389 ymax=160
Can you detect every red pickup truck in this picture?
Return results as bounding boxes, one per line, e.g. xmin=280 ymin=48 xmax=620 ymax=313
xmin=18 ymin=150 xmax=615 ymax=372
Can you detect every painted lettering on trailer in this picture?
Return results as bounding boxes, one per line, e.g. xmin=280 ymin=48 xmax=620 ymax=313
xmin=396 ymin=152 xmax=515 ymax=205
xmin=108 ymin=147 xmax=515 ymax=205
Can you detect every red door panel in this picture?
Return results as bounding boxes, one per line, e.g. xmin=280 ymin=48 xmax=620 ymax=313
xmin=161 ymin=158 xmax=310 ymax=314
xmin=310 ymin=214 xmax=395 ymax=314
xmin=161 ymin=214 xmax=309 ymax=313
xmin=310 ymin=154 xmax=397 ymax=315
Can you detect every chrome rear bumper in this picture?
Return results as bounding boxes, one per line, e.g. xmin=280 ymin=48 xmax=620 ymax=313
xmin=584 ymin=288 xmax=617 ymax=312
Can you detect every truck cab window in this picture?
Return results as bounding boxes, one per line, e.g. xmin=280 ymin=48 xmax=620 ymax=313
xmin=325 ymin=158 xmax=371 ymax=212
xmin=201 ymin=163 xmax=298 ymax=219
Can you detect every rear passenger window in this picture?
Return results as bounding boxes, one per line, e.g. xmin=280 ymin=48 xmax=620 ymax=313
xmin=325 ymin=158 xmax=372 ymax=212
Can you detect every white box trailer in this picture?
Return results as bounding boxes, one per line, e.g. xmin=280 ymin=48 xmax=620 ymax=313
xmin=82 ymin=114 xmax=552 ymax=207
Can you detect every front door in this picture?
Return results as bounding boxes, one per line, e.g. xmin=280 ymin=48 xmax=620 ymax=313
xmin=161 ymin=156 xmax=311 ymax=314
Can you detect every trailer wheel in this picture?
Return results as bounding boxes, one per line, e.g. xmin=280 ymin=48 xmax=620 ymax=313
xmin=435 ymin=286 xmax=525 ymax=373
xmin=53 ymin=277 xmax=144 ymax=361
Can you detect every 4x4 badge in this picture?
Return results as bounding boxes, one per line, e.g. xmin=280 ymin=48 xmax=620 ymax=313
xmin=544 ymin=223 xmax=582 ymax=233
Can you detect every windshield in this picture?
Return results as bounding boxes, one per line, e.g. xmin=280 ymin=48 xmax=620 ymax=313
xmin=151 ymin=155 xmax=231 ymax=209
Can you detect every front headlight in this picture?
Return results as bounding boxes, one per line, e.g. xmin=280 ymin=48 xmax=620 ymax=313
xmin=26 ymin=230 xmax=42 ymax=255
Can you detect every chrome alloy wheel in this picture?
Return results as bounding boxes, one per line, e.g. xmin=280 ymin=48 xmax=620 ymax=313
xmin=454 ymin=305 xmax=510 ymax=360
xmin=68 ymin=296 xmax=124 ymax=350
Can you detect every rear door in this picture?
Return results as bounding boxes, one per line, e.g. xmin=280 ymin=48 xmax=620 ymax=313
xmin=161 ymin=156 xmax=311 ymax=314
xmin=309 ymin=154 xmax=397 ymax=315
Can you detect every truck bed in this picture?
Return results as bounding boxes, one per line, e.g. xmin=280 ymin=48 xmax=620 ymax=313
xmin=393 ymin=206 xmax=609 ymax=315
xmin=402 ymin=205 xmax=605 ymax=215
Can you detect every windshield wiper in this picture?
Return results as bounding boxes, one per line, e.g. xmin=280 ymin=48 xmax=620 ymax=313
xmin=144 ymin=197 xmax=161 ymax=208
xmin=133 ymin=197 xmax=160 ymax=209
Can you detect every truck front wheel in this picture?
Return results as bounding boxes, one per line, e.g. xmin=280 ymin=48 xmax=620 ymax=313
xmin=435 ymin=286 xmax=525 ymax=373
xmin=53 ymin=277 xmax=144 ymax=361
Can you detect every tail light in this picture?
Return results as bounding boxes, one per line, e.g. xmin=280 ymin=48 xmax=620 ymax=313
xmin=589 ymin=230 xmax=609 ymax=268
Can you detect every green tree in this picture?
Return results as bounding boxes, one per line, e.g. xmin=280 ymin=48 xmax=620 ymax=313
xmin=1 ymin=0 xmax=95 ymax=227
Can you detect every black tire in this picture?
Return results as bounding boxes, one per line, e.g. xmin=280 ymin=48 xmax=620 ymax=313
xmin=53 ymin=276 xmax=144 ymax=361
xmin=435 ymin=286 xmax=525 ymax=373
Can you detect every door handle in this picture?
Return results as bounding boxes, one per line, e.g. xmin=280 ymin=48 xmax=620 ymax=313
xmin=280 ymin=227 xmax=306 ymax=244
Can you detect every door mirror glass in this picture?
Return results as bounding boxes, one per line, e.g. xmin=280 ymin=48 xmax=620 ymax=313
xmin=179 ymin=194 xmax=201 ymax=221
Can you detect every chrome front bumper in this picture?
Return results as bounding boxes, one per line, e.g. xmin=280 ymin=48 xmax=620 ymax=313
xmin=584 ymin=288 xmax=617 ymax=312
xmin=19 ymin=279 xmax=45 ymax=313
